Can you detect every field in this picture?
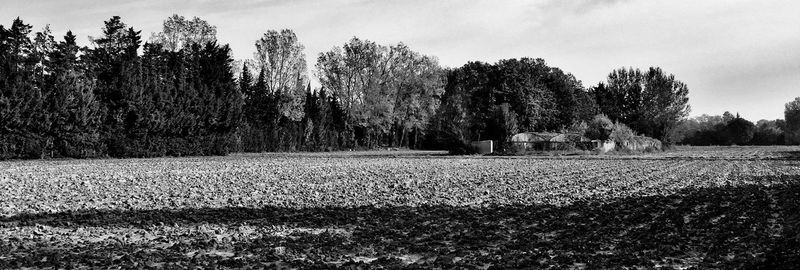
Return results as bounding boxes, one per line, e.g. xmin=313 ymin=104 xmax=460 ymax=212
xmin=1 ymin=146 xmax=799 ymax=269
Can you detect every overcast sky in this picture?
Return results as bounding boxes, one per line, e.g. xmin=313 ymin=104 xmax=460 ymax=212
xmin=3 ymin=0 xmax=798 ymax=121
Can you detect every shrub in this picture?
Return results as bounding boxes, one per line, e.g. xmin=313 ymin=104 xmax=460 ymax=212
xmin=585 ymin=114 xmax=614 ymax=140
xmin=610 ymin=122 xmax=635 ymax=144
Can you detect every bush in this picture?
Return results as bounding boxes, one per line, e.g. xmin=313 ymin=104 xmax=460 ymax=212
xmin=585 ymin=114 xmax=614 ymax=140
xmin=610 ymin=122 xmax=635 ymax=144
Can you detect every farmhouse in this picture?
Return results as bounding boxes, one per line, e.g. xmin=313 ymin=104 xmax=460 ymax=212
xmin=620 ymin=136 xmax=662 ymax=151
xmin=509 ymin=132 xmax=594 ymax=151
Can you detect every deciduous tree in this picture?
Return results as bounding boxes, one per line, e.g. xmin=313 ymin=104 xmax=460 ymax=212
xmin=150 ymin=14 xmax=217 ymax=52
xmin=593 ymin=67 xmax=689 ymax=144
xmin=785 ymin=97 xmax=800 ymax=144
xmin=254 ymin=29 xmax=307 ymax=121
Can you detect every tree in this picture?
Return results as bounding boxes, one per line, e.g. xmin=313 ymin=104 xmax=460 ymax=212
xmin=436 ymin=61 xmax=494 ymax=142
xmin=609 ymin=121 xmax=635 ymax=144
xmin=603 ymin=68 xmax=644 ymax=126
xmin=385 ymin=43 xmax=444 ymax=148
xmin=49 ymin=31 xmax=80 ymax=71
xmin=316 ymin=38 xmax=444 ymax=148
xmin=640 ymin=67 xmax=690 ymax=143
xmin=89 ymin=16 xmax=140 ymax=58
xmin=673 ymin=113 xmax=778 ymax=146
xmin=239 ymin=63 xmax=261 ymax=127
xmin=85 ymin=16 xmax=143 ymax=155
xmin=433 ymin=57 xmax=593 ymax=151
xmin=150 ymin=14 xmax=217 ymax=52
xmin=44 ymin=30 xmax=104 ymax=157
xmin=722 ymin=111 xmax=735 ymax=123
xmin=46 ymin=70 xmax=103 ymax=157
xmin=32 ymin=25 xmax=56 ymax=85
xmin=751 ymin=119 xmax=784 ymax=145
xmin=590 ymin=82 xmax=623 ymax=124
xmin=493 ymin=103 xmax=518 ymax=150
xmin=239 ymin=64 xmax=253 ymax=99
xmin=0 ymin=18 xmax=49 ymax=158
xmin=316 ymin=37 xmax=386 ymax=132
xmin=785 ymin=97 xmax=800 ymax=144
xmin=594 ymin=67 xmax=689 ymax=144
xmin=546 ymin=68 xmax=586 ymax=129
xmin=585 ymin=114 xmax=614 ymax=141
xmin=313 ymin=87 xmax=332 ymax=149
xmin=722 ymin=116 xmax=755 ymax=145
xmin=1 ymin=16 xmax=243 ymax=158
xmin=433 ymin=92 xmax=471 ymax=154
xmin=253 ymin=29 xmax=307 ymax=121
xmin=494 ymin=58 xmax=558 ymax=131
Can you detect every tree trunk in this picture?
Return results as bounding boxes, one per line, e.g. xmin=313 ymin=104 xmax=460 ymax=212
xmin=400 ymin=127 xmax=407 ymax=148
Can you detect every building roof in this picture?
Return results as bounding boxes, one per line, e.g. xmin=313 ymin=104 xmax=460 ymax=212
xmin=510 ymin=132 xmax=590 ymax=142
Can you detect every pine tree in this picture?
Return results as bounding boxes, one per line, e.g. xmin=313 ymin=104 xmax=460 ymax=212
xmin=315 ymin=87 xmax=331 ymax=149
xmin=302 ymin=83 xmax=318 ymax=148
xmin=0 ymin=18 xmax=49 ymax=158
xmin=239 ymin=64 xmax=253 ymax=100
xmin=46 ymin=31 xmax=103 ymax=157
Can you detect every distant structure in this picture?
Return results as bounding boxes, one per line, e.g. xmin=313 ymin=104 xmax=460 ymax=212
xmin=467 ymin=132 xmax=661 ymax=155
xmin=509 ymin=132 xmax=594 ymax=152
xmin=618 ymin=136 xmax=662 ymax=152
xmin=595 ymin=140 xmax=616 ymax=153
xmin=469 ymin=140 xmax=494 ymax=154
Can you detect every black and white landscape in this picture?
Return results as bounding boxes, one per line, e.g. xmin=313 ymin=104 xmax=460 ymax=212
xmin=1 ymin=0 xmax=799 ymax=268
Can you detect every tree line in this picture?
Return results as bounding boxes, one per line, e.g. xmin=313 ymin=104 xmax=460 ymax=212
xmin=432 ymin=61 xmax=692 ymax=152
xmin=1 ymin=16 xmax=239 ymax=158
xmin=671 ymin=103 xmax=800 ymax=146
xmin=1 ymin=15 xmax=797 ymax=159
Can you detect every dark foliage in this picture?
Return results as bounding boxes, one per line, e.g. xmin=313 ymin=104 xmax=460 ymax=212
xmin=0 ymin=17 xmax=242 ymax=159
xmin=675 ymin=113 xmax=784 ymax=146
xmin=590 ymin=67 xmax=690 ymax=145
xmin=0 ymin=18 xmax=49 ymax=158
xmin=786 ymin=97 xmax=800 ymax=144
xmin=431 ymin=58 xmax=596 ymax=148
xmin=15 ymin=15 xmax=795 ymax=158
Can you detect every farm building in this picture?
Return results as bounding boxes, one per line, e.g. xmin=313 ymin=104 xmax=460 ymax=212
xmin=595 ymin=140 xmax=616 ymax=152
xmin=469 ymin=140 xmax=494 ymax=154
xmin=509 ymin=132 xmax=594 ymax=151
xmin=620 ymin=136 xmax=662 ymax=151
xmin=508 ymin=132 xmax=662 ymax=153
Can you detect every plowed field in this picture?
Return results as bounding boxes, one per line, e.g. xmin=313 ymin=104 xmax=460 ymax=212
xmin=1 ymin=146 xmax=799 ymax=268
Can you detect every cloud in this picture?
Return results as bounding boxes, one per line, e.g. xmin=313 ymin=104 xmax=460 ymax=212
xmin=539 ymin=0 xmax=630 ymax=14
xmin=2 ymin=0 xmax=798 ymax=120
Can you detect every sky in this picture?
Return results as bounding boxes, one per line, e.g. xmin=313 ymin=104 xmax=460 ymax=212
xmin=2 ymin=0 xmax=799 ymax=121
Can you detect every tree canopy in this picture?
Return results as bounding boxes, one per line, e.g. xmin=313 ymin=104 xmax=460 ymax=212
xmin=316 ymin=37 xmax=444 ymax=148
xmin=6 ymin=15 xmax=797 ymax=159
xmin=149 ymin=14 xmax=217 ymax=52
xmin=785 ymin=97 xmax=800 ymax=144
xmin=432 ymin=58 xmax=595 ymax=149
xmin=590 ymin=67 xmax=690 ymax=144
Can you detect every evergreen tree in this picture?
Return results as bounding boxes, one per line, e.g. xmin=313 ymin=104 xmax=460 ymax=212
xmin=1 ymin=16 xmax=243 ymax=158
xmin=302 ymin=84 xmax=318 ymax=148
xmin=85 ymin=17 xmax=144 ymax=156
xmin=239 ymin=64 xmax=253 ymax=100
xmin=45 ymin=31 xmax=103 ymax=157
xmin=315 ymin=87 xmax=332 ymax=149
xmin=0 ymin=18 xmax=49 ymax=158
